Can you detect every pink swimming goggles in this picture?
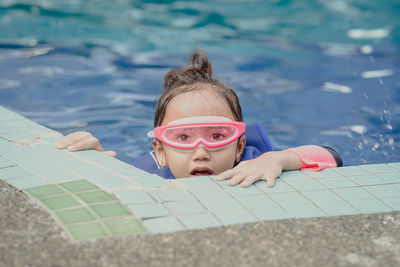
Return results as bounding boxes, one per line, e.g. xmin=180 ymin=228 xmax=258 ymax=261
xmin=148 ymin=116 xmax=246 ymax=152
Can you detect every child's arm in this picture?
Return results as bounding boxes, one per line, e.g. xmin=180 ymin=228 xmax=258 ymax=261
xmin=53 ymin=131 xmax=116 ymax=157
xmin=216 ymin=145 xmax=341 ymax=187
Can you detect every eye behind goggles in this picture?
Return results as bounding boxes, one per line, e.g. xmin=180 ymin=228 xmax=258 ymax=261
xmin=152 ymin=120 xmax=245 ymax=151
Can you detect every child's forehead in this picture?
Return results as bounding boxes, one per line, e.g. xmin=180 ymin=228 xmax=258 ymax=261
xmin=163 ymin=90 xmax=235 ymax=124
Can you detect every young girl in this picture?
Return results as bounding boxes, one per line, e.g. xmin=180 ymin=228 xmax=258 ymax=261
xmin=54 ymin=52 xmax=342 ymax=187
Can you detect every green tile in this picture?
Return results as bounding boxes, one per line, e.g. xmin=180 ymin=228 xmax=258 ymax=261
xmin=190 ymin=186 xmax=230 ymax=201
xmin=5 ymin=118 xmax=44 ymax=129
xmin=302 ymin=168 xmax=342 ymax=179
xmin=214 ymin=207 xmax=258 ymax=225
xmin=250 ymin=205 xmax=292 ymax=221
xmin=42 ymin=135 xmax=64 ymax=144
xmin=179 ymin=176 xmax=217 ymax=188
xmin=378 ymin=172 xmax=400 ymax=183
xmin=127 ymin=203 xmax=170 ymax=219
xmin=104 ymin=218 xmax=147 ymax=235
xmin=92 ymin=176 xmax=133 ymax=188
xmin=113 ymin=190 xmax=156 ymax=204
xmin=287 ymin=204 xmax=327 ymax=218
xmin=334 ymin=187 xmax=376 ymax=201
xmin=72 ymin=149 xmax=115 ymax=162
xmin=318 ymin=176 xmax=359 ymax=189
xmin=364 ymin=184 xmax=400 ymax=199
xmin=0 ymin=166 xmax=32 ymax=180
xmin=350 ymin=199 xmax=392 ymax=214
xmin=77 ymin=191 xmax=116 ymax=204
xmin=201 ymin=197 xmax=242 ymax=212
xmin=55 ymin=207 xmax=96 ymax=224
xmin=91 ymin=203 xmax=131 ymax=218
xmin=20 ymin=159 xmax=56 ymax=173
xmin=6 ymin=175 xmax=49 ymax=189
xmin=318 ymin=201 xmax=361 ymax=216
xmin=255 ymin=179 xmax=295 ymax=193
xmin=0 ymin=122 xmax=19 ymax=134
xmin=304 ymin=189 xmax=344 ymax=203
xmin=178 ymin=213 xmax=222 ymax=229
xmin=57 ymin=157 xmax=94 ymax=170
xmin=100 ymin=159 xmax=154 ymax=178
xmin=2 ymin=132 xmax=35 ymax=142
xmin=99 ymin=159 xmax=141 ymax=173
xmin=0 ymin=138 xmax=15 ymax=150
xmin=360 ymin=164 xmax=399 ymax=174
xmin=268 ymin=191 xmax=313 ymax=207
xmin=382 ymin=197 xmax=400 ymax=210
xmin=24 ymin=144 xmax=74 ymax=161
xmin=279 ymin=170 xmax=310 ymax=180
xmin=219 ymin=183 xmax=263 ymax=196
xmin=0 ymin=109 xmax=26 ymax=120
xmin=41 ymin=194 xmax=81 ymax=210
xmin=73 ymin=164 xmax=114 ymax=179
xmin=164 ymin=199 xmax=207 ymax=215
xmin=333 ymin=166 xmax=370 ymax=176
xmin=3 ymin=149 xmax=38 ymax=165
xmin=59 ymin=158 xmax=113 ymax=178
xmin=142 ymin=216 xmax=185 ymax=233
xmin=66 ymin=222 xmax=109 ymax=240
xmin=60 ymin=180 xmax=99 ymax=193
xmin=348 ymin=174 xmax=387 ymax=186
xmin=389 ymin=163 xmax=400 ymax=170
xmin=235 ymin=194 xmax=277 ymax=208
xmin=130 ymin=174 xmax=171 ymax=188
xmin=285 ymin=178 xmax=326 ymax=191
xmin=26 ymin=184 xmax=66 ymax=199
xmin=0 ymin=157 xmax=15 ymax=168
xmin=146 ymin=191 xmax=162 ymax=202
xmin=33 ymin=168 xmax=79 ymax=183
xmin=154 ymin=189 xmax=195 ymax=202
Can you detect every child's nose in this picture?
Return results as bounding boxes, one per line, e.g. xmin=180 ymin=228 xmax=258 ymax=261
xmin=192 ymin=146 xmax=211 ymax=161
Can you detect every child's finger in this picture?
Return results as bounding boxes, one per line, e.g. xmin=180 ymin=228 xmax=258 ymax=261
xmin=104 ymin=151 xmax=117 ymax=158
xmin=68 ymin=136 xmax=104 ymax=152
xmin=240 ymin=170 xmax=264 ymax=187
xmin=54 ymin=131 xmax=91 ymax=149
xmin=264 ymin=174 xmax=277 ymax=187
xmin=215 ymin=169 xmax=235 ymax=180
xmin=228 ymin=169 xmax=251 ymax=186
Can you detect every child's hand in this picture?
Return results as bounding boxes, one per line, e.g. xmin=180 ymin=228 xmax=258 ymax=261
xmin=53 ymin=131 xmax=117 ymax=157
xmin=216 ymin=151 xmax=302 ymax=187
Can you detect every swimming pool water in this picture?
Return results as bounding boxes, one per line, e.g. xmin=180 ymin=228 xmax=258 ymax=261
xmin=0 ymin=0 xmax=399 ymax=166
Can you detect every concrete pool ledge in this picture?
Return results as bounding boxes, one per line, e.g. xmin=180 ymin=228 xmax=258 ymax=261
xmin=1 ymin=105 xmax=400 ymax=240
xmin=1 ymin=105 xmax=400 ymax=266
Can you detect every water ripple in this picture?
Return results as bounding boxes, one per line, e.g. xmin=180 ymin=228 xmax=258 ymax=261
xmin=18 ymin=66 xmax=64 ymax=75
xmin=347 ymin=27 xmax=390 ymax=40
xmin=322 ymin=82 xmax=352 ymax=93
xmin=361 ymin=69 xmax=394 ymax=79
xmin=0 ymin=79 xmax=21 ymax=89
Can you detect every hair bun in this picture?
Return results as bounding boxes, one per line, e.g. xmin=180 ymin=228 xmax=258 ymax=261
xmin=163 ymin=51 xmax=214 ymax=91
xmin=191 ymin=52 xmax=213 ymax=76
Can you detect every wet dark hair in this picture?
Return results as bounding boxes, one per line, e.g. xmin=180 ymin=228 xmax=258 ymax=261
xmin=154 ymin=51 xmax=243 ymax=127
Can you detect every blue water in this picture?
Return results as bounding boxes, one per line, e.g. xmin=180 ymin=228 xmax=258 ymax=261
xmin=0 ymin=0 xmax=399 ymax=166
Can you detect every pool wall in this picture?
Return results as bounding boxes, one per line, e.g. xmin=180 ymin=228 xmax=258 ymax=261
xmin=1 ymin=105 xmax=400 ymax=241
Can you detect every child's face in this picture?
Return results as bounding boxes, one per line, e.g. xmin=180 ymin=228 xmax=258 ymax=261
xmin=153 ymin=88 xmax=246 ymax=178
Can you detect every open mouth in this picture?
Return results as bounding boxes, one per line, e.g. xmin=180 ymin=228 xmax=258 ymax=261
xmin=190 ymin=167 xmax=214 ymax=176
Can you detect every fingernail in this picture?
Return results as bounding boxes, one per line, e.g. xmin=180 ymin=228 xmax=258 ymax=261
xmin=53 ymin=143 xmax=63 ymax=148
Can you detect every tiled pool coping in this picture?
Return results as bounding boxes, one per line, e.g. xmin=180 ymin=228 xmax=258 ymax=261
xmin=1 ymin=105 xmax=400 ymax=240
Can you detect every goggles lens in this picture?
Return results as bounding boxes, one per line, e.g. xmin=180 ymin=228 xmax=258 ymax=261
xmin=163 ymin=125 xmax=237 ymax=145
xmin=153 ymin=118 xmax=245 ymax=151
